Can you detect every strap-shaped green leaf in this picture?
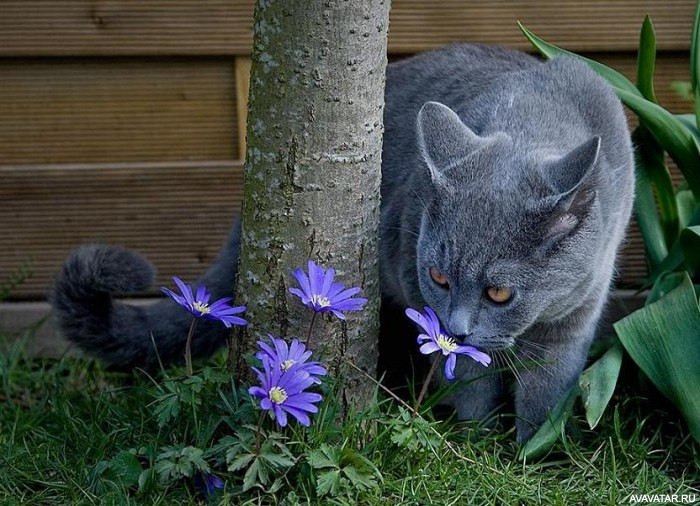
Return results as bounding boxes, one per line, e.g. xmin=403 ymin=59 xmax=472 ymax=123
xmin=680 ymin=225 xmax=700 ymax=273
xmin=637 ymin=15 xmax=658 ymax=103
xmin=521 ymin=23 xmax=700 ymax=198
xmin=633 ymin=127 xmax=679 ymax=258
xmin=519 ymin=22 xmax=641 ymax=97
xmin=619 ymin=90 xmax=700 ymax=198
xmin=690 ymin=0 xmax=700 ymax=126
xmin=579 ymin=342 xmax=623 ymax=430
xmin=615 ymin=275 xmax=700 ymax=443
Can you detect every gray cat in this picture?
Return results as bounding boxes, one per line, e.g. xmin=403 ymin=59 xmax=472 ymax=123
xmin=51 ymin=44 xmax=634 ymax=442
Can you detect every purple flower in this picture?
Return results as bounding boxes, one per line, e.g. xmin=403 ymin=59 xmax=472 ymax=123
xmin=161 ymin=276 xmax=247 ymax=328
xmin=248 ymin=356 xmax=323 ymax=427
xmin=405 ymin=306 xmax=491 ymax=380
xmin=255 ymin=335 xmax=327 ymax=384
xmin=194 ymin=472 xmax=225 ymax=499
xmin=289 ymin=260 xmax=367 ymax=319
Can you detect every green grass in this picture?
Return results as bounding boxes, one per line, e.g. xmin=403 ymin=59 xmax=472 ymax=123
xmin=0 ymin=329 xmax=698 ymax=505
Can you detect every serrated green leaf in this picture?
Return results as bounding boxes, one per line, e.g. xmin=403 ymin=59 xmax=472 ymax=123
xmin=243 ymin=458 xmax=264 ymax=491
xmin=137 ymin=468 xmax=156 ymax=493
xmin=228 ymin=453 xmax=255 ymax=472
xmin=108 ymin=451 xmax=142 ymax=488
xmin=261 ymin=452 xmax=294 ymax=468
xmin=343 ymin=466 xmax=377 ymax=491
xmin=316 ymin=470 xmax=342 ymax=497
xmin=580 ymin=342 xmax=623 ymax=429
xmin=519 ymin=383 xmax=580 ymax=461
xmin=306 ymin=445 xmax=340 ymax=470
xmin=636 ymin=15 xmax=658 ymax=103
xmin=615 ymin=275 xmax=700 ymax=443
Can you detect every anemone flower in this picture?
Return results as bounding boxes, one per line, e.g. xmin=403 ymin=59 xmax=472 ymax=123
xmin=255 ymin=336 xmax=327 ymax=384
xmin=249 ymin=356 xmax=323 ymax=427
xmin=161 ymin=276 xmax=247 ymax=376
xmin=194 ymin=472 xmax=225 ymax=499
xmin=289 ymin=260 xmax=367 ymax=320
xmin=161 ymin=276 xmax=247 ymax=328
xmin=406 ymin=306 xmax=491 ymax=381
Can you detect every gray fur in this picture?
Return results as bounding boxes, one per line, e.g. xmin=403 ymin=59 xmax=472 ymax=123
xmin=51 ymin=44 xmax=634 ymax=441
xmin=50 ymin=222 xmax=241 ymax=369
xmin=380 ymin=45 xmax=633 ymax=441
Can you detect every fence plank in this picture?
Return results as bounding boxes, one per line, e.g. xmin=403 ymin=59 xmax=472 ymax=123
xmin=0 ymin=1 xmax=692 ymax=56
xmin=0 ymin=58 xmax=238 ymax=164
xmin=2 ymin=162 xmax=243 ymax=298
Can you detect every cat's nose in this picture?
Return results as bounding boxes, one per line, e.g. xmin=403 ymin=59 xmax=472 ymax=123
xmin=447 ymin=308 xmax=474 ymax=337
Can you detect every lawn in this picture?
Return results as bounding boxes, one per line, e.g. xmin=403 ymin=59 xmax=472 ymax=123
xmin=1 ymin=324 xmax=698 ymax=506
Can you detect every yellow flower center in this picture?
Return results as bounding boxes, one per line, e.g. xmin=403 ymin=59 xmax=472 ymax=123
xmin=191 ymin=301 xmax=211 ymax=314
xmin=436 ymin=334 xmax=458 ymax=353
xmin=310 ymin=295 xmax=331 ymax=308
xmin=269 ymin=386 xmax=288 ymax=404
xmin=280 ymin=359 xmax=296 ymax=371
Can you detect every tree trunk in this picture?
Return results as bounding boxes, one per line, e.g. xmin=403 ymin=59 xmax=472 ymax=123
xmin=229 ymin=0 xmax=390 ymax=410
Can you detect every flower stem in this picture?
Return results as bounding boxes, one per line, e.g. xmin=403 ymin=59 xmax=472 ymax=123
xmin=254 ymin=411 xmax=264 ymax=453
xmin=414 ymin=358 xmax=440 ymax=414
xmin=306 ymin=312 xmax=318 ymax=347
xmin=184 ymin=317 xmax=197 ymax=377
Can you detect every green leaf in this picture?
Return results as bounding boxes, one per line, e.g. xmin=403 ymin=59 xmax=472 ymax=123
xmin=671 ymin=81 xmax=694 ymax=102
xmin=647 ymin=271 xmax=687 ymax=305
xmin=519 ymin=383 xmax=580 ymax=461
xmin=618 ymin=89 xmax=700 ymax=198
xmin=680 ymin=225 xmax=700 ymax=272
xmin=343 ymin=465 xmax=378 ymax=491
xmin=636 ymin=15 xmax=658 ymax=103
xmin=635 ymin=127 xmax=680 ymax=249
xmin=677 ymin=113 xmax=700 ymax=145
xmin=691 ymin=0 xmax=700 ymax=125
xmin=676 ymin=189 xmax=698 ymax=228
xmin=519 ymin=22 xmax=641 ymax=96
xmin=306 ymin=445 xmax=339 ymax=470
xmin=579 ymin=342 xmax=623 ymax=429
xmin=316 ymin=470 xmax=342 ymax=497
xmin=633 ymin=135 xmax=671 ymax=267
xmin=108 ymin=451 xmax=142 ymax=488
xmin=137 ymin=468 xmax=156 ymax=493
xmin=615 ymin=275 xmax=700 ymax=442
xmin=520 ymin=23 xmax=700 ymax=198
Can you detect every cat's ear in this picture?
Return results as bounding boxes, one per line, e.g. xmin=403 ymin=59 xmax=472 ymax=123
xmin=416 ymin=101 xmax=488 ymax=183
xmin=540 ymin=136 xmax=601 ymax=241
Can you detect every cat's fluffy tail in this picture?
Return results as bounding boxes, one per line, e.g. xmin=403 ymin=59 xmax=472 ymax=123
xmin=50 ymin=222 xmax=240 ymax=369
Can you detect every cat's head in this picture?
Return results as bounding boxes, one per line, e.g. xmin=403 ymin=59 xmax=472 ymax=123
xmin=414 ymin=101 xmax=604 ymax=351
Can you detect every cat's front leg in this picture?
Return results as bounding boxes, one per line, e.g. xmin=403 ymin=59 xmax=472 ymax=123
xmin=514 ymin=338 xmax=590 ymax=443
xmin=439 ymin=356 xmax=503 ymax=422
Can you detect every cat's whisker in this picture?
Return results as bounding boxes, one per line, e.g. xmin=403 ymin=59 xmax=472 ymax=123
xmin=408 ymin=185 xmax=437 ymax=229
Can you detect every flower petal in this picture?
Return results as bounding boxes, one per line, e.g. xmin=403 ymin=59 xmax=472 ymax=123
xmin=282 ymin=406 xmax=311 ymax=427
xmin=419 ymin=342 xmax=440 ymax=355
xmin=173 ymin=277 xmax=194 ymax=305
xmin=444 ymin=354 xmax=457 ymax=380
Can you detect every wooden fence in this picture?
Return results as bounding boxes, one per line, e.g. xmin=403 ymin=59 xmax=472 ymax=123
xmin=0 ymin=0 xmax=694 ymax=300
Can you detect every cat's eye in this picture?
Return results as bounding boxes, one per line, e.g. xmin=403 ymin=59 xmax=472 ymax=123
xmin=429 ymin=267 xmax=449 ymax=288
xmin=485 ymin=286 xmax=512 ymax=304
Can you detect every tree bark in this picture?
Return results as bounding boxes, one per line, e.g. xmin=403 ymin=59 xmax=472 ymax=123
xmin=229 ymin=0 xmax=390 ymax=410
